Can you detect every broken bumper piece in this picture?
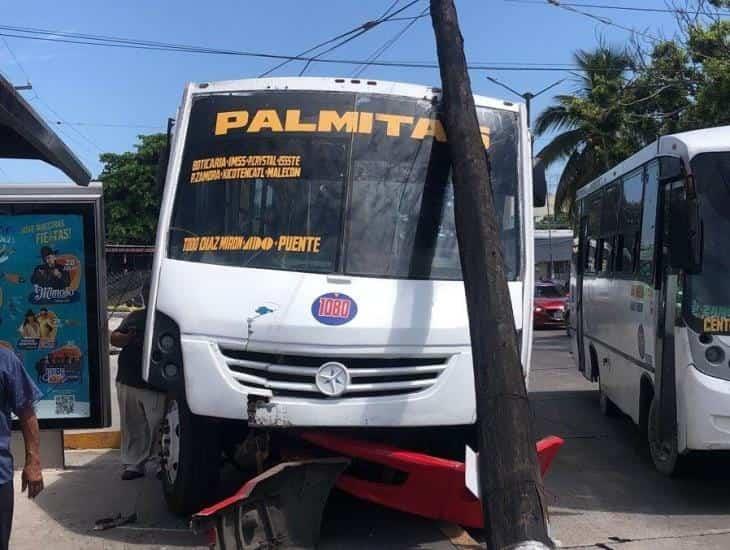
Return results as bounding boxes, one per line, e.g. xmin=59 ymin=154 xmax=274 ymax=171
xmin=191 ymin=458 xmax=349 ymax=550
xmin=300 ymin=431 xmax=564 ymax=529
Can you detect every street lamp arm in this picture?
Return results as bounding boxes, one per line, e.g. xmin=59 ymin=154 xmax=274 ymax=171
xmin=532 ymin=78 xmax=567 ymax=99
xmin=486 ymin=76 xmax=525 ymax=99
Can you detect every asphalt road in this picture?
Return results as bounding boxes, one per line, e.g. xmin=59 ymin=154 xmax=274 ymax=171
xmin=531 ymin=330 xmax=730 ymax=549
xmin=9 ymin=330 xmax=730 ymax=549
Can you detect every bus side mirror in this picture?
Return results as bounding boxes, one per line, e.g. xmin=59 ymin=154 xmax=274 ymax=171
xmin=533 ymin=157 xmax=547 ymax=208
xmin=156 ymin=117 xmax=175 ymax=194
xmin=669 ymin=191 xmax=702 ymax=274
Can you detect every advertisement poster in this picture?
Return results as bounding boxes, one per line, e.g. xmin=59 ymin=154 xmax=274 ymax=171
xmin=0 ymin=213 xmax=90 ymax=419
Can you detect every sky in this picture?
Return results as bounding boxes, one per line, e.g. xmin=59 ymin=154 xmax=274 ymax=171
xmin=0 ymin=0 xmax=683 ymax=190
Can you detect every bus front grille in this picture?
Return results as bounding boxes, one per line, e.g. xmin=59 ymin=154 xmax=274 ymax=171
xmin=218 ymin=348 xmax=450 ymax=398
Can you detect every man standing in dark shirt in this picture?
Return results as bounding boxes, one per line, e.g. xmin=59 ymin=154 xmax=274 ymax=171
xmin=110 ymin=282 xmax=164 ymax=480
xmin=0 ymin=348 xmax=44 ymax=550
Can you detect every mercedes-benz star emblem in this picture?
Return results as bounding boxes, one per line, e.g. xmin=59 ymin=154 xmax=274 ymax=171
xmin=315 ymin=362 xmax=350 ymax=397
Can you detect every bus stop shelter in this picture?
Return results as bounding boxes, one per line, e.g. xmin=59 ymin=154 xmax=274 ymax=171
xmin=1 ymin=71 xmax=93 ymax=468
xmin=0 ymin=72 xmax=90 ymax=185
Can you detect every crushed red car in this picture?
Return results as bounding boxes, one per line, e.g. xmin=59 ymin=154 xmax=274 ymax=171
xmin=534 ymin=281 xmax=568 ymax=328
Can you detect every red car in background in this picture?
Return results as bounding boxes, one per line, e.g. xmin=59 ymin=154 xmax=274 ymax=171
xmin=534 ymin=281 xmax=568 ymax=328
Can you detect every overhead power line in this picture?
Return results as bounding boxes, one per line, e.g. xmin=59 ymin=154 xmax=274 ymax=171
xmin=387 ymin=14 xmax=429 ymax=21
xmin=296 ymin=0 xmax=423 ymax=76
xmin=544 ymin=0 xmax=662 ymax=43
xmin=297 ymin=25 xmax=382 ymax=77
xmin=541 ymin=0 xmax=727 ymax=67
xmin=52 ymin=121 xmax=164 ymax=129
xmin=0 ymin=24 xmax=643 ymax=73
xmin=1 ymin=36 xmax=32 ymax=85
xmin=505 ymin=0 xmax=730 ymax=17
xmin=31 ymin=95 xmax=104 ymax=153
xmin=378 ymin=0 xmax=404 ymax=20
xmin=352 ymin=6 xmax=429 ymax=77
xmin=259 ymin=26 xmax=370 ymax=77
xmin=259 ymin=0 xmax=421 ymax=77
xmin=0 ymin=36 xmax=103 ymax=158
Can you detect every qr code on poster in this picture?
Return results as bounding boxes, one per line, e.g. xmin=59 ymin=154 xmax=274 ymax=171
xmin=55 ymin=394 xmax=75 ymax=415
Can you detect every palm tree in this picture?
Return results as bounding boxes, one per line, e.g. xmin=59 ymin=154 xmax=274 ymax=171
xmin=534 ymin=45 xmax=640 ymax=214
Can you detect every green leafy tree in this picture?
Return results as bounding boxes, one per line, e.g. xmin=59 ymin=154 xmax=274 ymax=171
xmin=534 ymin=45 xmax=638 ymax=214
xmin=685 ymin=20 xmax=730 ymax=126
xmin=99 ymin=133 xmax=166 ymax=244
xmin=617 ymin=1 xmax=730 ymax=132
xmin=626 ymin=40 xmax=696 ymax=137
xmin=535 ymin=1 xmax=730 ymax=217
xmin=535 ymin=212 xmax=571 ymax=230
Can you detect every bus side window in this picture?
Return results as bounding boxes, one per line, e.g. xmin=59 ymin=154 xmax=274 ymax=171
xmin=615 ymin=234 xmax=626 ymax=272
xmin=599 ymin=183 xmax=619 ymax=276
xmin=586 ymin=237 xmax=597 ymax=272
xmin=599 ymin=237 xmax=612 ymax=274
xmin=639 ymin=161 xmax=661 ymax=284
xmin=618 ymin=168 xmax=644 ymax=276
xmin=585 ymin=189 xmax=603 ymax=274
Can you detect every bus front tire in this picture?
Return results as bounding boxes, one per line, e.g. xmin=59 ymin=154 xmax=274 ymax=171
xmin=647 ymin=397 xmax=686 ymax=476
xmin=160 ymin=393 xmax=222 ymax=516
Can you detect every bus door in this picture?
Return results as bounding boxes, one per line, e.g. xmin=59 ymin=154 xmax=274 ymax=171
xmin=576 ymin=215 xmax=589 ymax=378
xmin=653 ymin=181 xmax=683 ymax=444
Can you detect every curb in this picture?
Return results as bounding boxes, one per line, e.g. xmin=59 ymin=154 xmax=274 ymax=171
xmin=64 ymin=430 xmax=121 ymax=450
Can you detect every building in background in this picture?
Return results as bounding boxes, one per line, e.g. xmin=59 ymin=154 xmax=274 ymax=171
xmin=535 ymin=229 xmax=572 ymax=286
xmin=533 ymin=193 xmax=557 ymax=221
xmin=533 ymin=190 xmax=572 ymax=287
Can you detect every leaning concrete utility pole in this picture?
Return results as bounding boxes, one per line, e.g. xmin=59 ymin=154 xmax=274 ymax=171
xmin=429 ymin=1 xmax=552 ymax=548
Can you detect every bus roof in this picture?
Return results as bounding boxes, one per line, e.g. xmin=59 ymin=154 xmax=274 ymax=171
xmin=576 ymin=125 xmax=730 ymax=201
xmin=186 ymin=76 xmax=522 ymax=114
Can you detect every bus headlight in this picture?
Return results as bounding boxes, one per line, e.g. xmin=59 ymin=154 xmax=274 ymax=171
xmin=159 ymin=333 xmax=176 ymax=352
xmin=705 ymin=346 xmax=725 ymax=364
xmin=699 ymin=333 xmax=713 ymax=344
xmin=163 ymin=363 xmax=180 ymax=379
xmin=148 ymin=311 xmax=184 ymax=391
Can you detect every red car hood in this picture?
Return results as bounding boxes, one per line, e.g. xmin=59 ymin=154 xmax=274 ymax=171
xmin=535 ymin=297 xmax=567 ymax=309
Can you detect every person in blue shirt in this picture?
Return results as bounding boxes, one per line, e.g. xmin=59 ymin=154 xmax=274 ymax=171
xmin=0 ymin=348 xmax=44 ymax=550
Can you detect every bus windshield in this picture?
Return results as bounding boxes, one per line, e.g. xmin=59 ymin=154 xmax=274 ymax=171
xmin=686 ymin=151 xmax=730 ymax=333
xmin=168 ymin=90 xmax=521 ymax=280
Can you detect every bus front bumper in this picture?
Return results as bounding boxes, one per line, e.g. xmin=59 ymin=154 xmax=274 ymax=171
xmin=180 ymin=336 xmax=478 ymax=427
xmin=684 ymin=365 xmax=730 ymax=450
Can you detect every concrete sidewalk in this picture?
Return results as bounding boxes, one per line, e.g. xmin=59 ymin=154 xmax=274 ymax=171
xmin=10 ymin=450 xmax=207 ymax=549
xmin=9 ymin=448 xmax=458 ymax=550
xmin=530 ymin=330 xmax=730 ymax=550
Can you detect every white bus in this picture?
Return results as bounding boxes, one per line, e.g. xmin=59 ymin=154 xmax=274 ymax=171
xmin=144 ymin=77 xmax=542 ymax=514
xmin=569 ymin=126 xmax=730 ymax=475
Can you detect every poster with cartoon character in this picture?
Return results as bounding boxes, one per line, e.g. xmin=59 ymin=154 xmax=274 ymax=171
xmin=0 ymin=214 xmax=90 ymax=419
